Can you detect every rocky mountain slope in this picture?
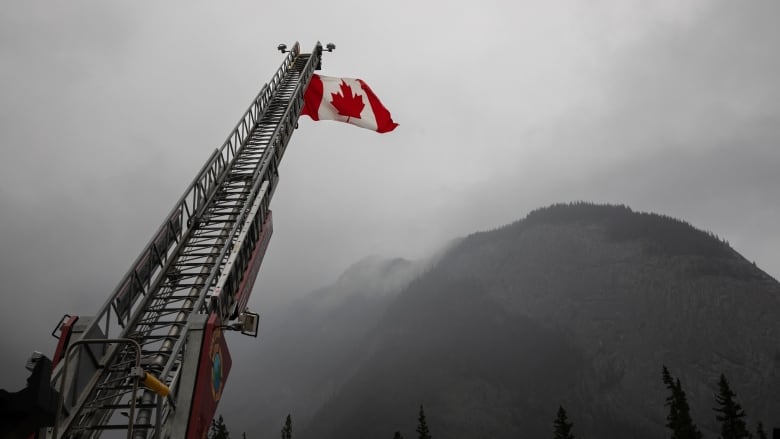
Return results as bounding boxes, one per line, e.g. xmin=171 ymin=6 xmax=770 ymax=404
xmin=230 ymin=203 xmax=780 ymax=438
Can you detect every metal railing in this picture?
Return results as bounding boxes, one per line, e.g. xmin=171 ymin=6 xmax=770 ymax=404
xmin=54 ymin=339 xmax=143 ymax=439
xmin=49 ymin=44 xmax=302 ymax=371
xmin=47 ymin=41 xmax=327 ymax=438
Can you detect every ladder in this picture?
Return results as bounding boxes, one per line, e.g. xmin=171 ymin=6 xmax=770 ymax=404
xmin=47 ymin=42 xmax=322 ymax=438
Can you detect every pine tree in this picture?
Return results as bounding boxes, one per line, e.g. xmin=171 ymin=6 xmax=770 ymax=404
xmin=210 ymin=415 xmax=230 ymax=439
xmin=662 ymin=366 xmax=703 ymax=439
xmin=553 ymin=406 xmax=575 ymax=439
xmin=714 ymin=374 xmax=751 ymax=439
xmin=393 ymin=432 xmax=404 ymax=439
xmin=756 ymin=422 xmax=767 ymax=439
xmin=663 ymin=366 xmax=680 ymax=431
xmin=416 ymin=405 xmax=432 ymax=439
xmin=281 ymin=414 xmax=292 ymax=439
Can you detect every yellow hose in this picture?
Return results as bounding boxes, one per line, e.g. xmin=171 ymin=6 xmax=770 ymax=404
xmin=142 ymin=372 xmax=170 ymax=397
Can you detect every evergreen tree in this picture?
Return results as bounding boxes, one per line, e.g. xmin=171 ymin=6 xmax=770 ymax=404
xmin=210 ymin=415 xmax=230 ymax=439
xmin=662 ymin=366 xmax=703 ymax=439
xmin=714 ymin=374 xmax=751 ymax=439
xmin=553 ymin=405 xmax=575 ymax=439
xmin=393 ymin=432 xmax=404 ymax=439
xmin=281 ymin=414 xmax=292 ymax=439
xmin=416 ymin=405 xmax=432 ymax=439
xmin=756 ymin=422 xmax=767 ymax=439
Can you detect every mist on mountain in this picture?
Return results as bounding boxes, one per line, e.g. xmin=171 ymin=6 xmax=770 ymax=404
xmin=225 ymin=203 xmax=780 ymax=438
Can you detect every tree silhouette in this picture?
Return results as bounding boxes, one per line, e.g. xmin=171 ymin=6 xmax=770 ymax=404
xmin=210 ymin=415 xmax=230 ymax=439
xmin=662 ymin=366 xmax=702 ymax=439
xmin=416 ymin=405 xmax=432 ymax=439
xmin=756 ymin=422 xmax=768 ymax=439
xmin=281 ymin=414 xmax=292 ymax=439
xmin=714 ymin=374 xmax=750 ymax=439
xmin=393 ymin=432 xmax=404 ymax=439
xmin=553 ymin=405 xmax=575 ymax=439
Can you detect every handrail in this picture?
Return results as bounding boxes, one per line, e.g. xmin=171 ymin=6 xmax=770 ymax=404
xmin=112 ymin=43 xmax=301 ymax=326
xmin=49 ymin=41 xmax=322 ymax=438
xmin=189 ymin=43 xmax=318 ymax=318
xmin=48 ymin=43 xmax=302 ymax=393
xmin=53 ymin=338 xmax=143 ymax=439
xmin=58 ymin=45 xmax=299 ymax=345
xmin=154 ymin=41 xmax=321 ymax=421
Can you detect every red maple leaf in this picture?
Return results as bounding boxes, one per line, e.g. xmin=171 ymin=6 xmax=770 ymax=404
xmin=330 ymin=80 xmax=364 ymax=122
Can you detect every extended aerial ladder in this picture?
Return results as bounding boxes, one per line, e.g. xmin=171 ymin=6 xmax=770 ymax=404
xmin=33 ymin=41 xmax=331 ymax=438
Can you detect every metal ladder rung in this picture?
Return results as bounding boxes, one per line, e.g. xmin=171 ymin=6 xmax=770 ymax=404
xmin=84 ymin=423 xmax=155 ymax=431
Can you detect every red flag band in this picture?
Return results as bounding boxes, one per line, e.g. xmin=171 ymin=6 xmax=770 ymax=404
xmin=301 ymin=74 xmax=398 ymax=133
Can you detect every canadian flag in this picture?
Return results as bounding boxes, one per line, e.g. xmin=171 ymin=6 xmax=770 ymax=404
xmin=301 ymin=74 xmax=398 ymax=133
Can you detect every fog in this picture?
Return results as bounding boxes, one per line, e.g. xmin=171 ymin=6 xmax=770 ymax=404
xmin=1 ymin=0 xmax=778 ymax=399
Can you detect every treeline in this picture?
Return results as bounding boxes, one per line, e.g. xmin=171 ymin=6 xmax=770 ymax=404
xmin=469 ymin=201 xmax=764 ymax=281
xmin=524 ymin=202 xmax=734 ymax=259
xmin=478 ymin=202 xmax=734 ymax=260
xmin=556 ymin=366 xmax=772 ymax=439
xmin=209 ymin=405 xmax=434 ymax=439
xmin=211 ymin=366 xmax=772 ymax=438
xmin=391 ymin=405 xmax=432 ymax=439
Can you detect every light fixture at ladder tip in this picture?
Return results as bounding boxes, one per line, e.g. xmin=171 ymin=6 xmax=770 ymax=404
xmin=314 ymin=42 xmax=336 ymax=70
xmin=279 ymin=42 xmax=334 ymax=54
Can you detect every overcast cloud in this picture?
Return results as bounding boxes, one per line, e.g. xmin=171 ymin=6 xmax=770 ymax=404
xmin=1 ymin=0 xmax=778 ymax=390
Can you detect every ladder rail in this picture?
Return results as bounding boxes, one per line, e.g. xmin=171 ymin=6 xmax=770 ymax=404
xmin=48 ymin=43 xmax=301 ymax=390
xmin=148 ymin=50 xmax=320 ymax=418
xmin=48 ymin=41 xmax=326 ymax=439
xmin=207 ymin=49 xmax=320 ymax=321
xmin=132 ymin=49 xmax=319 ymax=438
xmin=53 ymin=339 xmax=143 ymax=439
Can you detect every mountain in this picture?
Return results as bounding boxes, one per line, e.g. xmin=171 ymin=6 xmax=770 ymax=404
xmin=225 ymin=253 xmax=437 ymax=436
xmin=231 ymin=203 xmax=780 ymax=438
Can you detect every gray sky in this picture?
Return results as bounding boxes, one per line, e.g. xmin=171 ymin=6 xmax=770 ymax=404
xmin=1 ymin=0 xmax=779 ymax=389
